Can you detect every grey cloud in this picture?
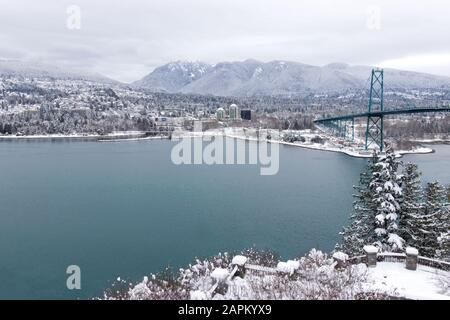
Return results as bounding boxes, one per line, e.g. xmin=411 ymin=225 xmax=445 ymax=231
xmin=0 ymin=0 xmax=450 ymax=82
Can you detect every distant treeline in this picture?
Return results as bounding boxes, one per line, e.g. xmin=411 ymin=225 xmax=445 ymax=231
xmin=1 ymin=76 xmax=449 ymax=135
xmin=385 ymin=116 xmax=450 ymax=139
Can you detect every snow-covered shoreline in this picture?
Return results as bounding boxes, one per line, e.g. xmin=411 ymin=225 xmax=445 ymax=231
xmin=174 ymin=129 xmax=435 ymax=159
xmin=0 ymin=133 xmax=103 ymax=139
xmin=410 ymin=138 xmax=450 ymax=144
xmin=233 ymin=135 xmax=434 ymax=158
xmin=0 ymin=131 xmax=167 ymax=141
xmin=0 ymin=129 xmax=439 ymax=158
xmin=98 ymin=136 xmax=168 ymax=142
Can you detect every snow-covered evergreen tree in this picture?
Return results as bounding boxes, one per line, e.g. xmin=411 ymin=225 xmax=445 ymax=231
xmin=338 ymin=148 xmax=449 ymax=258
xmin=431 ymin=183 xmax=450 ymax=261
xmin=416 ymin=182 xmax=448 ymax=257
xmin=425 ymin=182 xmax=447 ymax=212
xmin=370 ymin=146 xmax=404 ymax=252
xmin=338 ymin=154 xmax=378 ymax=255
xmin=399 ymin=163 xmax=425 ymax=248
xmin=438 ymin=230 xmax=450 ymax=261
xmin=438 ymin=190 xmax=450 ymax=261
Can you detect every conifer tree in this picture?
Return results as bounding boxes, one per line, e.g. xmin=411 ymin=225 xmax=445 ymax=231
xmin=338 ymin=148 xmax=450 ymax=258
xmin=399 ymin=163 xmax=425 ymax=248
xmin=417 ymin=182 xmax=448 ymax=257
xmin=370 ymin=146 xmax=404 ymax=252
xmin=338 ymin=154 xmax=378 ymax=255
xmin=437 ymin=229 xmax=450 ymax=261
xmin=434 ymin=184 xmax=450 ymax=260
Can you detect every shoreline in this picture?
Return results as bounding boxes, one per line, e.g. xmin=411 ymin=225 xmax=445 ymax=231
xmin=0 ymin=131 xmax=440 ymax=158
xmin=0 ymin=131 xmax=168 ymax=141
xmin=230 ymin=135 xmax=435 ymax=159
xmin=98 ymin=136 xmax=168 ymax=142
xmin=177 ymin=132 xmax=435 ymax=159
xmin=410 ymin=138 xmax=450 ymax=144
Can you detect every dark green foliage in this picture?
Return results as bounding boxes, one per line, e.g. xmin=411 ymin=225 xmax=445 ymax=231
xmin=338 ymin=153 xmax=378 ymax=255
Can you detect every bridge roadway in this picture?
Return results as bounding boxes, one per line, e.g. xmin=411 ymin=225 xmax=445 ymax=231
xmin=314 ymin=107 xmax=450 ymax=124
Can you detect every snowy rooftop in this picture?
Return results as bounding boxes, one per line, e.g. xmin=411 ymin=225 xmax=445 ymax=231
xmin=366 ymin=262 xmax=450 ymax=300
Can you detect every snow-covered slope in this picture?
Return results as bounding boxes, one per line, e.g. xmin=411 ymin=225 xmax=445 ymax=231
xmin=134 ymin=59 xmax=450 ymax=97
xmin=132 ymin=61 xmax=211 ymax=92
xmin=0 ymin=59 xmax=118 ymax=84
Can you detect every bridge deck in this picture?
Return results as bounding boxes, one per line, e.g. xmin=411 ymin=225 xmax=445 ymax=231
xmin=314 ymin=107 xmax=450 ymax=123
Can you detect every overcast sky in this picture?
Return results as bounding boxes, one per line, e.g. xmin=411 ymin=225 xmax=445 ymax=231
xmin=1 ymin=0 xmax=450 ymax=83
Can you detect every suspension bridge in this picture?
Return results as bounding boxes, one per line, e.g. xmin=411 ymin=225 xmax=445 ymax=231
xmin=314 ymin=69 xmax=450 ymax=152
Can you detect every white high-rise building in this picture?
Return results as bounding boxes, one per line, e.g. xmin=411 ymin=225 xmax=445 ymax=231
xmin=229 ymin=104 xmax=240 ymax=120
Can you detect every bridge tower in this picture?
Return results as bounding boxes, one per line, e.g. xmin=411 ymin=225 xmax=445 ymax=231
xmin=365 ymin=69 xmax=384 ymax=151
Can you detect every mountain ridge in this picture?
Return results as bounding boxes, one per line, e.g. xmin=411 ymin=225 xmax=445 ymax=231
xmin=132 ymin=59 xmax=450 ymax=97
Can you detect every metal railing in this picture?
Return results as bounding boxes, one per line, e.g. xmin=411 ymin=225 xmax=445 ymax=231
xmin=377 ymin=252 xmax=406 ymax=264
xmin=345 ymin=252 xmax=450 ymax=272
xmin=347 ymin=255 xmax=366 ymax=265
xmin=209 ymin=252 xmax=449 ymax=295
xmin=246 ymin=264 xmax=278 ymax=274
xmin=417 ymin=256 xmax=450 ymax=271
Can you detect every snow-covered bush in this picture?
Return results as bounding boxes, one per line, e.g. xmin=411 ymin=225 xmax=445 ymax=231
xmin=103 ymin=268 xmax=189 ymax=300
xmin=239 ymin=247 xmax=279 ymax=267
xmin=221 ymin=249 xmax=390 ymax=300
xmin=282 ymin=133 xmax=305 ymax=143
xmin=103 ymin=251 xmax=239 ymax=300
xmin=102 ymin=249 xmax=390 ymax=300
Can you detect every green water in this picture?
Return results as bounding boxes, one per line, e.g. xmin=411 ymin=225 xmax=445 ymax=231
xmin=0 ymin=139 xmax=447 ymax=299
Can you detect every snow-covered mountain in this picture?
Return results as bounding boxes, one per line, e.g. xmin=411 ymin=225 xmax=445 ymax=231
xmin=133 ymin=61 xmax=211 ymax=93
xmin=0 ymin=59 xmax=118 ymax=84
xmin=133 ymin=59 xmax=450 ymax=97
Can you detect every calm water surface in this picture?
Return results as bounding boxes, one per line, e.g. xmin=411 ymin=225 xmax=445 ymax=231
xmin=0 ymin=139 xmax=447 ymax=299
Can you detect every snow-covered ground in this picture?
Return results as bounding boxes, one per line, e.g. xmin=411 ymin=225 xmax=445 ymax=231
xmin=366 ymin=262 xmax=450 ymax=300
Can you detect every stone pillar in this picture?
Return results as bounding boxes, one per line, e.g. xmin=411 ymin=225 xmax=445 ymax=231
xmin=231 ymin=255 xmax=248 ymax=278
xmin=405 ymin=247 xmax=419 ymax=271
xmin=332 ymin=252 xmax=348 ymax=269
xmin=363 ymin=245 xmax=378 ymax=268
